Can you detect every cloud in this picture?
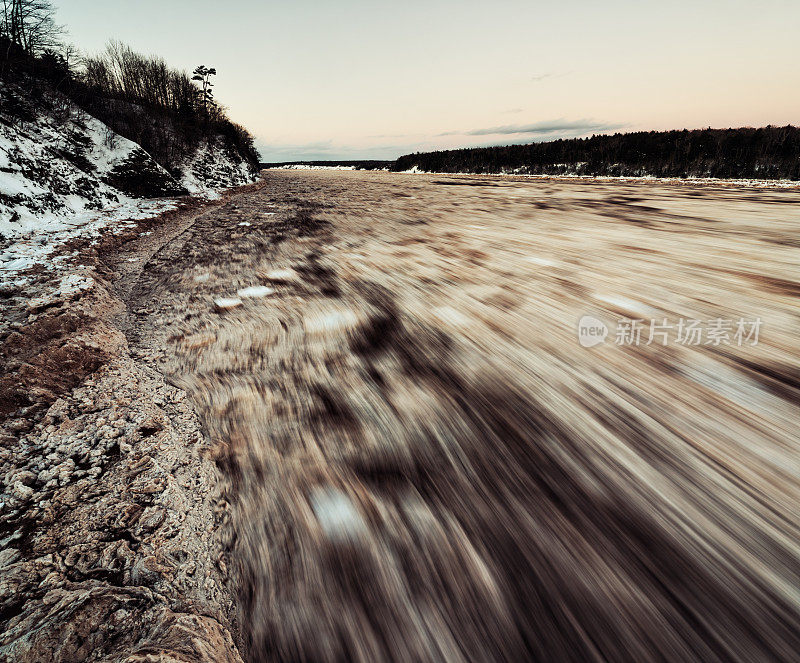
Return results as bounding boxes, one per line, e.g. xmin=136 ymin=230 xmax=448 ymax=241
xmin=257 ymin=118 xmax=628 ymax=162
xmin=530 ymin=71 xmax=572 ymax=83
xmin=257 ymin=140 xmax=412 ymax=162
xmin=439 ymin=118 xmax=625 ymax=137
xmin=255 ymin=140 xmax=334 ymax=161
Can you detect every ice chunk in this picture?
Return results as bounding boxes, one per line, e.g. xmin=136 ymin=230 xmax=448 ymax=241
xmin=432 ymin=305 xmax=470 ymax=327
xmin=310 ymin=487 xmax=367 ymax=542
xmin=262 ymin=268 xmax=299 ymax=284
xmin=526 ymin=256 xmax=557 ymax=267
xmin=304 ymin=309 xmax=359 ymax=334
xmin=214 ymin=297 xmax=243 ymax=311
xmin=594 ymin=294 xmax=656 ymax=317
xmin=236 ymin=285 xmax=276 ymax=298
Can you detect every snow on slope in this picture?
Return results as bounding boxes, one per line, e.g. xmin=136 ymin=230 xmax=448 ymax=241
xmin=0 ymin=80 xmax=258 ymax=282
xmin=0 ymin=196 xmax=177 ymax=280
xmin=179 ymin=137 xmax=258 ymax=198
xmin=0 ymin=81 xmax=183 ymax=237
xmin=0 ymin=82 xmax=185 ymax=281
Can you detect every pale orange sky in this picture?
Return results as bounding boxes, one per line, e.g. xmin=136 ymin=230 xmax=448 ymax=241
xmin=57 ymin=0 xmax=800 ymax=160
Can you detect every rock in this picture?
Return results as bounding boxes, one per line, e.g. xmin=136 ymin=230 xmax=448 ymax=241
xmin=136 ymin=507 xmax=167 ymax=534
xmin=8 ymin=419 xmax=31 ymax=433
xmin=0 ymin=283 xmax=20 ymax=298
xmin=130 ymin=555 xmax=169 ymax=586
xmin=27 ymin=297 xmax=57 ymax=313
xmin=11 ymin=481 xmax=34 ymax=502
xmin=130 ymin=477 xmax=166 ymax=495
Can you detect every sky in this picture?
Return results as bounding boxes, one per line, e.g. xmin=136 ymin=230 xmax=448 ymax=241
xmin=56 ymin=0 xmax=800 ymax=161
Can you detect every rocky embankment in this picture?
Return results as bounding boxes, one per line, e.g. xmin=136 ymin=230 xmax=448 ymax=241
xmin=0 ymin=188 xmax=268 ymax=661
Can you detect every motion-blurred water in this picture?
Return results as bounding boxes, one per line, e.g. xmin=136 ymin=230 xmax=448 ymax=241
xmin=131 ymin=170 xmax=800 ymax=662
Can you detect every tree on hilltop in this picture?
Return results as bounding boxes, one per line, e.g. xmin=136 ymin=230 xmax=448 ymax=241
xmin=191 ymin=64 xmax=216 ymax=115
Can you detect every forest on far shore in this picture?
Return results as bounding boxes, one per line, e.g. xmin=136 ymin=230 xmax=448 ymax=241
xmin=391 ymin=127 xmax=800 ymax=180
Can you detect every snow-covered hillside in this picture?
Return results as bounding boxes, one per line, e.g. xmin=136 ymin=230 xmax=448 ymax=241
xmin=0 ymin=79 xmax=259 ymax=278
xmin=0 ymin=79 xmax=260 ymax=230
xmin=180 ymin=136 xmax=258 ymax=196
xmin=0 ymin=80 xmax=185 ymax=234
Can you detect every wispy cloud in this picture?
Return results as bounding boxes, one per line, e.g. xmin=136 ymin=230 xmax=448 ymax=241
xmin=440 ymin=118 xmax=624 ymax=137
xmin=258 ymin=118 xmax=628 ymax=162
xmin=257 ymin=140 xmax=412 ymax=162
xmin=530 ymin=71 xmax=572 ymax=83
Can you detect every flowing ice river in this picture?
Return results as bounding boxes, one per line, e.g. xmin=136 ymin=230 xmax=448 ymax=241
xmin=3 ymin=170 xmax=800 ymax=662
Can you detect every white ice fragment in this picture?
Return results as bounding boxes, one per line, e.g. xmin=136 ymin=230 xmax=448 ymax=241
xmin=526 ymin=256 xmax=557 ymax=267
xmin=236 ymin=285 xmax=276 ymax=298
xmin=310 ymin=487 xmax=367 ymax=542
xmin=304 ymin=309 xmax=359 ymax=334
xmin=238 ymin=221 xmax=251 ymax=226
xmin=594 ymin=294 xmax=656 ymax=317
xmin=214 ymin=297 xmax=243 ymax=311
xmin=0 ymin=257 xmax=34 ymax=273
xmin=263 ymin=268 xmax=299 ymax=283
xmin=432 ymin=306 xmax=470 ymax=327
xmin=27 ymin=273 xmax=94 ymax=310
xmin=57 ymin=273 xmax=93 ymax=296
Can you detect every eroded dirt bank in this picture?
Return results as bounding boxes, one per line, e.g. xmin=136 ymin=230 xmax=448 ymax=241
xmin=0 ymin=192 xmax=256 ymax=662
xmin=3 ymin=171 xmax=800 ymax=661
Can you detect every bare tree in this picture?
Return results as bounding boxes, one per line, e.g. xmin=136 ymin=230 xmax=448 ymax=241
xmin=1 ymin=0 xmax=62 ymax=55
xmin=83 ymin=41 xmax=201 ymax=116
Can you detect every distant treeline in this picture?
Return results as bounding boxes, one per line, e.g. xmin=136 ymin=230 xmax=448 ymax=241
xmin=392 ymin=127 xmax=800 ymax=180
xmin=261 ymin=160 xmax=392 ymax=170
